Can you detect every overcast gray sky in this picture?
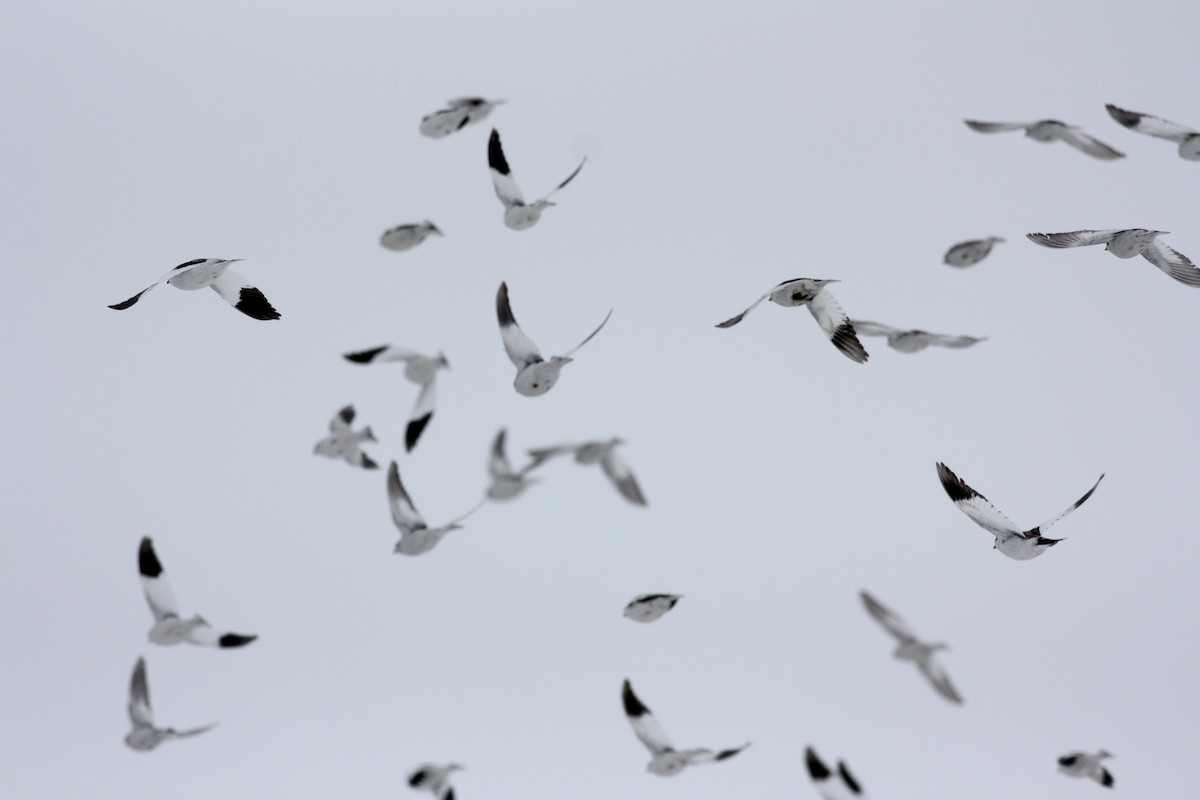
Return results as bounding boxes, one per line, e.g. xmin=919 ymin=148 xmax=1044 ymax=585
xmin=2 ymin=1 xmax=1198 ymax=798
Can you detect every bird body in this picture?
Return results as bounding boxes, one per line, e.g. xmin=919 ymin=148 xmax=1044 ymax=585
xmin=109 ymin=258 xmax=280 ymax=320
xmin=313 ymin=405 xmax=378 ymax=469
xmin=380 ymin=220 xmax=442 ymax=252
xmin=943 ymin=236 xmax=1004 ymax=268
xmin=488 ymin=129 xmax=585 ymax=230
xmin=495 ymin=282 xmax=611 ymax=396
xmin=624 ymin=594 xmax=682 ymax=623
xmin=716 ymin=278 xmax=868 ymax=363
xmin=420 ymin=96 xmax=503 ymax=138
xmin=485 ymin=428 xmax=540 ymax=501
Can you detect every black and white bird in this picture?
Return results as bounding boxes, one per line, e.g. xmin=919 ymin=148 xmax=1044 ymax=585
xmin=495 ymin=282 xmax=612 ymax=397
xmin=716 ymin=278 xmax=868 ymax=364
xmin=1058 ymin=750 xmax=1114 ymax=788
xmin=964 ymin=118 xmax=1124 ymax=160
xmin=943 ymin=236 xmax=1004 ymax=268
xmin=380 ymin=221 xmax=442 ymax=252
xmin=860 ymin=590 xmax=962 ymax=705
xmin=109 ymin=258 xmax=280 ymax=320
xmin=527 ymin=437 xmax=646 ymax=506
xmin=805 ymin=746 xmax=867 ymax=800
xmin=849 ymin=320 xmax=986 ymax=353
xmin=936 ymin=462 xmax=1103 ymax=561
xmin=420 ymin=96 xmax=504 ymax=138
xmin=387 ymin=461 xmax=484 ymax=556
xmin=407 ymin=763 xmax=464 ymax=800
xmin=138 ymin=537 xmax=256 ymax=649
xmin=343 ymin=346 xmax=449 ymax=452
xmin=485 ymin=428 xmax=540 ymax=501
xmin=125 ymin=656 xmax=216 ymax=752
xmin=622 ymin=679 xmax=749 ymax=777
xmin=624 ymin=594 xmax=682 ymax=623
xmin=488 ymin=129 xmax=586 ymax=230
xmin=1026 ymin=229 xmax=1200 ymax=287
xmin=313 ymin=405 xmax=378 ymax=469
xmin=1106 ymin=103 xmax=1200 ymax=161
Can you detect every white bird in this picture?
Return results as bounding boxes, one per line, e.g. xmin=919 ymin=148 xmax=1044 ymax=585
xmin=1106 ymin=103 xmax=1200 ymax=161
xmin=860 ymin=590 xmax=963 ymax=705
xmin=495 ymin=281 xmax=612 ymax=397
xmin=527 ymin=438 xmax=646 ymax=506
xmin=407 ymin=763 xmax=464 ymax=800
xmin=964 ymin=118 xmax=1124 ymax=160
xmin=943 ymin=236 xmax=1004 ymax=268
xmin=343 ymin=346 xmax=449 ymax=452
xmin=138 ymin=537 xmax=256 ymax=649
xmin=716 ymin=278 xmax=868 ymax=364
xmin=485 ymin=428 xmax=540 ymax=501
xmin=622 ymin=679 xmax=749 ymax=777
xmin=488 ymin=128 xmax=586 ymax=230
xmin=124 ymin=656 xmax=217 ymax=752
xmin=936 ymin=462 xmax=1103 ymax=561
xmin=420 ymin=96 xmax=504 ymax=139
xmin=313 ymin=405 xmax=378 ymax=469
xmin=387 ymin=461 xmax=484 ymax=556
xmin=380 ymin=220 xmax=442 ymax=252
xmin=805 ymin=746 xmax=867 ymax=800
xmin=109 ymin=258 xmax=280 ymax=320
xmin=1058 ymin=750 xmax=1114 ymax=788
xmin=624 ymin=594 xmax=682 ymax=623
xmin=849 ymin=320 xmax=986 ymax=353
xmin=1026 ymin=229 xmax=1200 ymax=287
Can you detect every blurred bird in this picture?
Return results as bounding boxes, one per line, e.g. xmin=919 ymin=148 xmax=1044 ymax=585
xmin=935 ymin=462 xmax=1103 ymax=560
xmin=387 ymin=461 xmax=484 ymax=556
xmin=485 ymin=428 xmax=540 ymax=501
xmin=488 ymin=128 xmax=586 ymax=230
xmin=138 ymin=537 xmax=256 ymax=649
xmin=313 ymin=405 xmax=378 ymax=469
xmin=860 ymin=590 xmax=963 ymax=705
xmin=124 ymin=657 xmax=216 ymax=751
xmin=527 ymin=437 xmax=646 ymax=506
xmin=495 ymin=281 xmax=612 ymax=397
xmin=343 ymin=346 xmax=449 ymax=452
xmin=964 ymin=118 xmax=1124 ymax=160
xmin=716 ymin=278 xmax=868 ymax=364
xmin=420 ymin=96 xmax=503 ymax=138
xmin=108 ymin=258 xmax=280 ymax=320
xmin=407 ymin=762 xmax=464 ymax=800
xmin=624 ymin=594 xmax=682 ymax=623
xmin=1106 ymin=103 xmax=1199 ymax=160
xmin=622 ymin=679 xmax=749 ymax=777
xmin=1058 ymin=750 xmax=1114 ymax=788
xmin=1026 ymin=229 xmax=1200 ymax=287
xmin=849 ymin=320 xmax=986 ymax=353
xmin=380 ymin=220 xmax=442 ymax=252
xmin=805 ymin=746 xmax=867 ymax=800
xmin=943 ymin=236 xmax=1004 ymax=267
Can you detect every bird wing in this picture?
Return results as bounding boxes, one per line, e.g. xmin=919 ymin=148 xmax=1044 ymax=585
xmin=681 ymin=743 xmax=750 ymax=765
xmin=210 ymin=269 xmax=280 ymax=320
xmin=1141 ymin=240 xmax=1200 ymax=287
xmin=859 ymin=590 xmax=917 ymax=643
xmin=138 ymin=537 xmax=180 ymax=621
xmin=1106 ymin=104 xmax=1197 ymax=144
xmin=714 ymin=289 xmax=772 ymax=328
xmin=600 ymin=448 xmax=647 ymax=506
xmin=1058 ymin=127 xmax=1125 ymax=160
xmin=329 ymin=405 xmax=355 ymax=433
xmin=622 ymin=680 xmax=674 ymax=755
xmin=405 ymin=379 xmax=437 ymax=453
xmin=963 ymin=119 xmax=1029 ymax=133
xmin=805 ymin=748 xmax=866 ymax=800
xmin=935 ymin=462 xmax=1022 ymax=539
xmin=488 ymin=429 xmax=516 ymax=480
xmin=185 ymin=619 xmax=257 ymax=649
xmin=496 ymin=282 xmax=543 ymax=368
xmin=443 ymin=499 xmax=486 ymax=528
xmin=536 ymin=156 xmax=587 ymax=204
xmin=525 ymin=443 xmax=579 ymax=470
xmin=918 ymin=656 xmax=964 ymax=704
xmin=1031 ymin=473 xmax=1104 ymax=535
xmin=1026 ymin=230 xmax=1119 ymax=249
xmin=108 ymin=259 xmax=210 ymax=310
xmin=560 ymin=308 xmax=613 ymax=359
xmin=343 ymin=345 xmax=420 ymax=364
xmin=170 ymin=721 xmax=218 ymax=739
xmin=128 ymin=657 xmax=154 ymax=727
xmin=387 ymin=461 xmax=426 ymax=535
xmin=847 ymin=319 xmax=902 ymax=338
xmin=807 ymin=289 xmax=869 ymax=363
xmin=923 ymin=333 xmax=986 ymax=349
xmin=488 ymin=129 xmax=525 ymax=207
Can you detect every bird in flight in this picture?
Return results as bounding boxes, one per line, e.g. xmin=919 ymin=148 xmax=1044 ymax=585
xmin=124 ymin=656 xmax=216 ymax=751
xmin=805 ymin=746 xmax=868 ymax=800
xmin=485 ymin=428 xmax=541 ymax=501
xmin=1105 ymin=103 xmax=1199 ymax=161
xmin=849 ymin=320 xmax=986 ymax=353
xmin=527 ymin=437 xmax=646 ymax=505
xmin=380 ymin=220 xmax=442 ymax=252
xmin=1058 ymin=749 xmax=1114 ymax=788
xmin=387 ymin=461 xmax=484 ymax=556
xmin=420 ymin=96 xmax=503 ymax=138
xmin=1026 ymin=229 xmax=1200 ymax=287
xmin=488 ymin=128 xmax=586 ymax=230
xmin=624 ymin=594 xmax=682 ymax=623
xmin=313 ymin=405 xmax=378 ymax=469
xmin=407 ymin=762 xmax=464 ymax=799
xmin=860 ymin=590 xmax=963 ymax=704
xmin=716 ymin=278 xmax=868 ymax=363
xmin=109 ymin=258 xmax=280 ymax=320
xmin=621 ymin=679 xmax=749 ymax=777
xmin=343 ymin=346 xmax=449 ymax=452
xmin=964 ymin=118 xmax=1124 ymax=160
xmin=943 ymin=236 xmax=1004 ymax=268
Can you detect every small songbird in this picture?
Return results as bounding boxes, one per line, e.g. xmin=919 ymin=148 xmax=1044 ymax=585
xmin=716 ymin=278 xmax=868 ymax=363
xmin=1027 ymin=229 xmax=1200 ymax=287
xmin=124 ymin=657 xmax=216 ymax=751
xmin=420 ymin=96 xmax=504 ymax=138
xmin=1058 ymin=750 xmax=1115 ymax=788
xmin=624 ymin=594 xmax=682 ymax=623
xmin=342 ymin=346 xmax=449 ymax=452
xmin=527 ymin=437 xmax=646 ymax=505
xmin=860 ymin=590 xmax=962 ymax=705
xmin=387 ymin=461 xmax=483 ymax=556
xmin=137 ymin=537 xmax=256 ymax=649
xmin=407 ymin=762 xmax=464 ymax=799
xmin=1106 ymin=103 xmax=1200 ymax=161
xmin=485 ymin=428 xmax=540 ymax=501
xmin=488 ymin=128 xmax=586 ymax=230
xmin=495 ymin=282 xmax=612 ymax=397
xmin=622 ymin=679 xmax=749 ymax=777
xmin=805 ymin=746 xmax=868 ymax=800
xmin=963 ymin=118 xmax=1124 ymax=160
xmin=935 ymin=462 xmax=1103 ymax=560
xmin=313 ymin=405 xmax=378 ymax=469
xmin=380 ymin=220 xmax=442 ymax=252
xmin=943 ymin=236 xmax=1004 ymax=268
xmin=849 ymin=320 xmax=986 ymax=353
xmin=109 ymin=258 xmax=280 ymax=320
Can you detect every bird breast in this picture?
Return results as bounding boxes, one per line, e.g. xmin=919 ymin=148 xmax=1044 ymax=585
xmin=167 ymin=264 xmax=220 ymax=291
xmin=148 ymin=617 xmax=192 ymax=645
xmin=1106 ymin=230 xmax=1153 ymax=258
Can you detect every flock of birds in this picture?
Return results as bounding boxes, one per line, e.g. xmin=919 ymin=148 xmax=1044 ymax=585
xmin=104 ymin=93 xmax=1199 ymax=797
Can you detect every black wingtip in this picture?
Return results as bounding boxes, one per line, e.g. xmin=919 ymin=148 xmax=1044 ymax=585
xmin=496 ymin=282 xmax=517 ymax=327
xmin=361 ymin=453 xmax=379 ymax=470
xmin=338 ymin=405 xmax=355 ymax=425
xmin=407 ymin=769 xmax=428 ymax=788
xmin=488 ymin=129 xmax=511 ymax=175
xmin=1105 ymin=103 xmax=1141 ymax=129
xmin=839 ymin=761 xmax=864 ymax=795
xmin=138 ymin=537 xmax=164 ymax=577
xmin=805 ymin=747 xmax=831 ymax=780
xmin=344 ymin=346 xmax=388 ymax=364
xmin=936 ymin=462 xmax=978 ymax=503
xmin=235 ymin=287 xmax=280 ymax=321
xmin=1100 ymin=768 xmax=1114 ymax=788
xmin=405 ymin=413 xmax=432 ymax=452
xmin=1058 ymin=754 xmax=1078 ymax=767
xmin=218 ymin=633 xmax=258 ymax=648
xmin=621 ymin=679 xmax=649 ymax=718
